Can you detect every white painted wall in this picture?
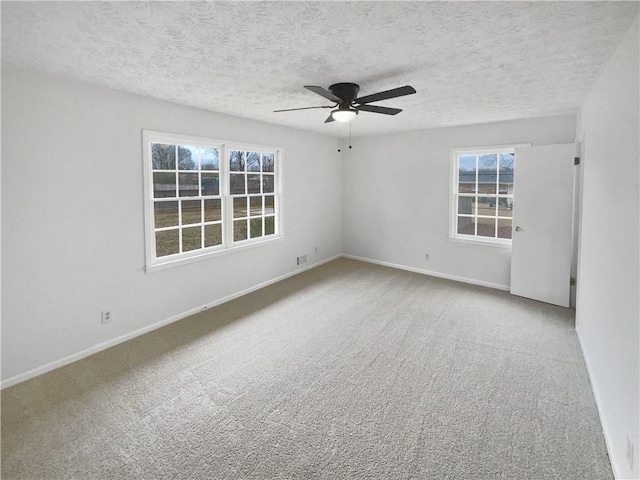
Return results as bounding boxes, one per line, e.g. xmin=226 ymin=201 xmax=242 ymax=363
xmin=575 ymin=17 xmax=639 ymax=480
xmin=4 ymin=35 xmax=637 ymax=478
xmin=1 ymin=65 xmax=343 ymax=384
xmin=341 ymin=115 xmax=576 ymax=289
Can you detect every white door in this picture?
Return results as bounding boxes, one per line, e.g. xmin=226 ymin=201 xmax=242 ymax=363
xmin=510 ymin=143 xmax=575 ymax=307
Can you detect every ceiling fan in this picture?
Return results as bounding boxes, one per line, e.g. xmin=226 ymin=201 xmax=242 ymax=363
xmin=274 ymin=83 xmax=417 ymax=123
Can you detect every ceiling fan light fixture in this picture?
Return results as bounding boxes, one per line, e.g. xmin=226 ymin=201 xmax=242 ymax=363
xmin=331 ymin=107 xmax=358 ymax=123
xmin=274 ymin=83 xmax=416 ymax=124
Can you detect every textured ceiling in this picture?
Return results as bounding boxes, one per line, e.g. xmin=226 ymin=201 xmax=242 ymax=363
xmin=2 ymin=1 xmax=638 ymax=138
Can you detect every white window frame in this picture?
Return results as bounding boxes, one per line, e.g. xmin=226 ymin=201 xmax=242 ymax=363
xmin=449 ymin=144 xmax=527 ymax=247
xmin=225 ymin=142 xmax=281 ymax=248
xmin=143 ymin=130 xmax=283 ymax=272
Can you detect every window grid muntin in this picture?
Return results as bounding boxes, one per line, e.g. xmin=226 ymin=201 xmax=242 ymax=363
xmin=228 ymin=149 xmax=278 ymax=245
xmin=145 ymin=132 xmax=281 ymax=269
xmin=453 ymin=149 xmax=514 ymax=242
xmin=151 ymin=142 xmax=223 ymax=259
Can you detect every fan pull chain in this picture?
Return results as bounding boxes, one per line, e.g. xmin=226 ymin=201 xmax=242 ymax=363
xmin=349 ymin=122 xmax=352 ymax=149
xmin=338 ymin=123 xmax=353 ymax=153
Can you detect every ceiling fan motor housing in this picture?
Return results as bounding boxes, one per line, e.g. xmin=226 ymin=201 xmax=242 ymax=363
xmin=329 ymin=83 xmax=360 ymax=103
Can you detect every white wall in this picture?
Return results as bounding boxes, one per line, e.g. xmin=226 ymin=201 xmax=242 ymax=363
xmin=342 ymin=115 xmax=576 ymax=289
xmin=576 ymin=17 xmax=639 ymax=480
xmin=1 ymin=65 xmax=343 ymax=385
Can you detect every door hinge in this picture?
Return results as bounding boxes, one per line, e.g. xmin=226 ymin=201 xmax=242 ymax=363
xmin=570 ymin=277 xmax=576 ymax=286
xmin=574 ymin=157 xmax=580 ymax=165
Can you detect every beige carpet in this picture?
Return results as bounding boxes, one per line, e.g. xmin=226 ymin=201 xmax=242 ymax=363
xmin=1 ymin=258 xmax=612 ymax=479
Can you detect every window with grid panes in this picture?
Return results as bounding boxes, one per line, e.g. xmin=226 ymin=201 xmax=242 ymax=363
xmin=143 ymin=131 xmax=280 ymax=270
xmin=451 ymin=147 xmax=515 ymax=244
xmin=229 ymin=149 xmax=277 ymax=243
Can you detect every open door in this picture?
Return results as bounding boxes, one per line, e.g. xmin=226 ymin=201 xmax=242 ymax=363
xmin=510 ymin=144 xmax=575 ymax=307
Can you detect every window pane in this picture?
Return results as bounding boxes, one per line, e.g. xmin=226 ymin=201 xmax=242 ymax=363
xmin=453 ymin=149 xmax=514 ymax=244
xmin=156 ymin=229 xmax=179 ymax=257
xmin=204 ymin=199 xmax=221 ymax=222
xmin=205 ymin=223 xmax=222 ymax=247
xmin=250 ymin=218 xmax=263 ymax=238
xmin=263 ymin=175 xmax=274 ymax=193
xmin=457 ymin=216 xmax=475 ymax=236
xmin=153 ymin=172 xmax=176 ymax=198
xmin=499 ymin=153 xmax=515 ymax=172
xmin=178 ymin=145 xmax=199 ymax=170
xmin=230 ymin=174 xmax=246 ymax=194
xmin=247 ymin=152 xmax=260 ymax=172
xmin=477 ymin=197 xmax=496 ymax=216
xmin=498 ymin=218 xmax=512 ymax=239
xmin=154 ymin=201 xmax=178 ymax=228
xmin=497 ymin=197 xmax=513 ymax=217
xmin=182 ymin=226 xmax=201 ymax=251
xmin=477 ymin=182 xmax=497 ymax=194
xmin=234 ymin=219 xmax=247 ymax=241
xmin=233 ymin=197 xmax=247 ymax=218
xmin=250 ymin=196 xmax=262 ymax=216
xmin=478 ymin=153 xmax=497 ymax=170
xmin=182 ymin=200 xmax=201 ymax=225
xmin=500 ymin=185 xmax=514 ymax=197
xmin=498 ymin=183 xmax=512 ymax=195
xmin=458 ymin=155 xmax=476 ymax=193
xmin=201 ymin=173 xmax=219 ymax=196
xmin=477 ymin=217 xmax=496 ymax=238
xmin=457 ymin=196 xmax=475 ymax=215
xmin=265 ymin=216 xmax=275 ymax=235
xmin=459 ymin=155 xmax=476 ymax=170
xmin=264 ymin=196 xmax=275 ymax=214
xmin=499 ymin=154 xmax=514 ymax=195
xmin=201 ymin=147 xmax=219 ymax=171
xmin=178 ymin=173 xmax=199 ymax=197
xmin=152 ymin=143 xmax=175 ymax=170
xmin=230 ymin=150 xmax=245 ymax=172
xmin=262 ymin=153 xmax=274 ymax=172
xmin=248 ymin=174 xmax=261 ymax=194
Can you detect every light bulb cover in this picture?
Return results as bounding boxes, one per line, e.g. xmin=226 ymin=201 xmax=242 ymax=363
xmin=331 ymin=108 xmax=358 ymax=123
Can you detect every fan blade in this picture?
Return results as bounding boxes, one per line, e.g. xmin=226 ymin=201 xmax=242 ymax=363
xmin=357 ymin=104 xmax=402 ymax=115
xmin=305 ymin=85 xmax=343 ymax=103
xmin=324 ymin=114 xmax=335 ymax=123
xmin=355 ymin=85 xmax=416 ymax=104
xmin=274 ymin=105 xmax=331 ymax=112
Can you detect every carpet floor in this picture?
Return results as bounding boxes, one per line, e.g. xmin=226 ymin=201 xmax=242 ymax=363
xmin=1 ymin=258 xmax=612 ymax=479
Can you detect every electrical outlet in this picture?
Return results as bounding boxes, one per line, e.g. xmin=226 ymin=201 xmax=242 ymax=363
xmin=425 ymin=253 xmax=430 ymax=260
xmin=101 ymin=311 xmax=112 ymax=324
xmin=628 ymin=436 xmax=635 ymax=471
xmin=296 ymin=255 xmax=307 ymax=266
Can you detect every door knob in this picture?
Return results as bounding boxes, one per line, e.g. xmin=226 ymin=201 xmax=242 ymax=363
xmin=514 ymin=226 xmax=521 ymax=232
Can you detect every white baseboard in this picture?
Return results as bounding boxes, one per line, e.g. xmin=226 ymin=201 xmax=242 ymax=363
xmin=341 ymin=254 xmax=510 ymax=291
xmin=2 ymin=254 xmax=505 ymax=389
xmin=575 ymin=328 xmax=624 ymax=480
xmin=1 ymin=254 xmax=341 ymax=390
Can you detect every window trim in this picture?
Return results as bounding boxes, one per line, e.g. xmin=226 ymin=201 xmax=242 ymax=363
xmin=449 ymin=143 xmax=529 ymax=247
xmin=142 ymin=130 xmax=283 ymax=272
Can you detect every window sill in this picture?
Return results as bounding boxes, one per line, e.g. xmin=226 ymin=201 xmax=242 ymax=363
xmin=448 ymin=235 xmax=512 ymax=249
xmin=145 ymin=235 xmax=284 ymax=273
